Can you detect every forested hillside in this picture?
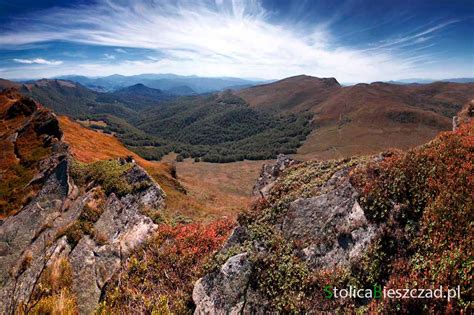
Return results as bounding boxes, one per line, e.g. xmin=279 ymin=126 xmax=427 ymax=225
xmin=95 ymin=84 xmax=174 ymax=111
xmin=133 ymin=91 xmax=312 ymax=162
xmin=0 ymin=79 xmax=313 ymax=163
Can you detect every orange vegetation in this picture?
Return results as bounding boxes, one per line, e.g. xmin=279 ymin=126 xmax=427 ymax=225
xmin=0 ymin=91 xmax=56 ymax=217
xmin=102 ymin=219 xmax=233 ymax=313
xmin=350 ymin=120 xmax=474 ymax=313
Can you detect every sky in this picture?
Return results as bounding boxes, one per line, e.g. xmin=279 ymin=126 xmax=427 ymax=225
xmin=0 ymin=0 xmax=473 ymax=82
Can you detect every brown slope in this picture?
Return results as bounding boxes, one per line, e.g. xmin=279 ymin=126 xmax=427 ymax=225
xmin=236 ymin=74 xmax=341 ymax=113
xmin=0 ymin=89 xmax=63 ymax=217
xmin=298 ymin=81 xmax=474 ymax=160
xmin=0 ymin=79 xmax=21 ymax=90
xmin=313 ymin=81 xmax=474 ymax=124
xmin=236 ymin=76 xmax=474 ymax=160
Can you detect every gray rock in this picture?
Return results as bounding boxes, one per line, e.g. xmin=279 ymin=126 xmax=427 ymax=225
xmin=193 ymin=253 xmax=252 ymax=315
xmin=282 ymin=169 xmax=376 ymax=268
xmin=0 ymin=157 xmax=166 ymax=314
xmin=253 ymin=154 xmax=299 ymax=198
xmin=194 ymin=157 xmax=378 ymax=313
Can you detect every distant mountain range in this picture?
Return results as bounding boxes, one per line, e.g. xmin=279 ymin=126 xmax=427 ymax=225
xmin=385 ymin=78 xmax=474 ymax=85
xmin=53 ymin=73 xmax=264 ymax=94
xmin=0 ymin=79 xmax=177 ymax=117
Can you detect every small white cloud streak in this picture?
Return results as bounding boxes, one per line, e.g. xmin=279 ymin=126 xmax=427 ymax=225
xmin=13 ymin=58 xmax=63 ymax=65
xmin=366 ymin=19 xmax=459 ymax=51
xmin=104 ymin=53 xmax=116 ymax=60
xmin=0 ymin=1 xmax=470 ymax=81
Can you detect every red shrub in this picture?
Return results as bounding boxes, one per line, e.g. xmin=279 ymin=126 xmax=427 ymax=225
xmin=102 ymin=219 xmax=234 ymax=313
xmin=354 ymin=122 xmax=473 ymax=313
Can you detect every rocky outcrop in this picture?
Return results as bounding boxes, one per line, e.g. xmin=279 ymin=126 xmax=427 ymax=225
xmin=282 ymin=168 xmax=376 ymax=268
xmin=0 ymin=93 xmax=166 ymax=314
xmin=0 ymin=159 xmax=165 ymax=314
xmin=453 ymin=99 xmax=474 ymax=131
xmin=253 ymin=154 xmax=299 ymax=198
xmin=194 ymin=157 xmax=378 ymax=313
xmin=193 ymin=253 xmax=253 ymax=314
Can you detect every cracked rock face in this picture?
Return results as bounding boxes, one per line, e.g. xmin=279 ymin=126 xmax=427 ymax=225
xmin=193 ymin=158 xmax=377 ymax=314
xmin=283 ymin=169 xmax=376 ymax=268
xmin=0 ymin=94 xmax=166 ymax=314
xmin=0 ymin=158 xmax=165 ymax=314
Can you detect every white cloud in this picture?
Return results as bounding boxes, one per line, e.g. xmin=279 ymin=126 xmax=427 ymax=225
xmin=12 ymin=58 xmax=63 ymax=65
xmin=115 ymin=48 xmax=127 ymax=53
xmin=104 ymin=53 xmax=116 ymax=60
xmin=0 ymin=1 xmax=469 ymax=81
xmin=367 ymin=20 xmax=459 ymax=51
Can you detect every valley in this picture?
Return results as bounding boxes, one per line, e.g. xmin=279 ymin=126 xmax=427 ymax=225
xmin=2 ymin=75 xmax=472 ymax=165
xmin=2 ymin=74 xmax=473 ymax=221
xmin=58 ymin=115 xmax=259 ymax=221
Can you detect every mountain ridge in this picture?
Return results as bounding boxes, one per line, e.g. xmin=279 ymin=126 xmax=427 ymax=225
xmin=53 ymin=73 xmax=262 ymax=93
xmin=236 ymin=74 xmax=474 ymax=160
xmin=2 ymin=75 xmax=473 ymax=162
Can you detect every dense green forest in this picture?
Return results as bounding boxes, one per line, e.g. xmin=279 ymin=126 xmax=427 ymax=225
xmin=25 ymin=81 xmax=312 ymax=163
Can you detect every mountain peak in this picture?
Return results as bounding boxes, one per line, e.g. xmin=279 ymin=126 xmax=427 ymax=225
xmin=126 ymin=83 xmax=148 ymax=90
xmin=119 ymin=83 xmax=162 ymax=93
xmin=279 ymin=75 xmax=341 ymax=87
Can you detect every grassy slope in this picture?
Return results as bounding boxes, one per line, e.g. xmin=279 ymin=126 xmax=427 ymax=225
xmin=295 ymin=122 xmax=442 ymax=160
xmin=162 ymin=153 xmax=265 ymax=217
xmin=236 ymin=75 xmax=341 ymax=113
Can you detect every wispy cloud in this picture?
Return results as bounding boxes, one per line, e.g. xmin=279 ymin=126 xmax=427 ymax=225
xmin=0 ymin=1 xmax=470 ymax=81
xmin=13 ymin=58 xmax=63 ymax=65
xmin=367 ymin=19 xmax=459 ymax=51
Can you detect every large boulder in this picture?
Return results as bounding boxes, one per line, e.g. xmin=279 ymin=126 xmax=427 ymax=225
xmin=194 ymin=157 xmax=378 ymax=313
xmin=282 ymin=168 xmax=376 ymax=268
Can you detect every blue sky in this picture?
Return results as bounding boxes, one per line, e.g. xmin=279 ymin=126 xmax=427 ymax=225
xmin=0 ymin=0 xmax=473 ymax=82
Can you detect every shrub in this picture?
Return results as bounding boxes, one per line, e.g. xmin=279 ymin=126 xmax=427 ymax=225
xmin=71 ymin=159 xmax=133 ymax=196
xmin=101 ymin=220 xmax=233 ymax=314
xmin=351 ymin=121 xmax=474 ymax=313
xmin=56 ymin=191 xmax=105 ymax=248
xmin=249 ymin=231 xmax=309 ymax=312
xmin=17 ymin=258 xmax=77 ymax=315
